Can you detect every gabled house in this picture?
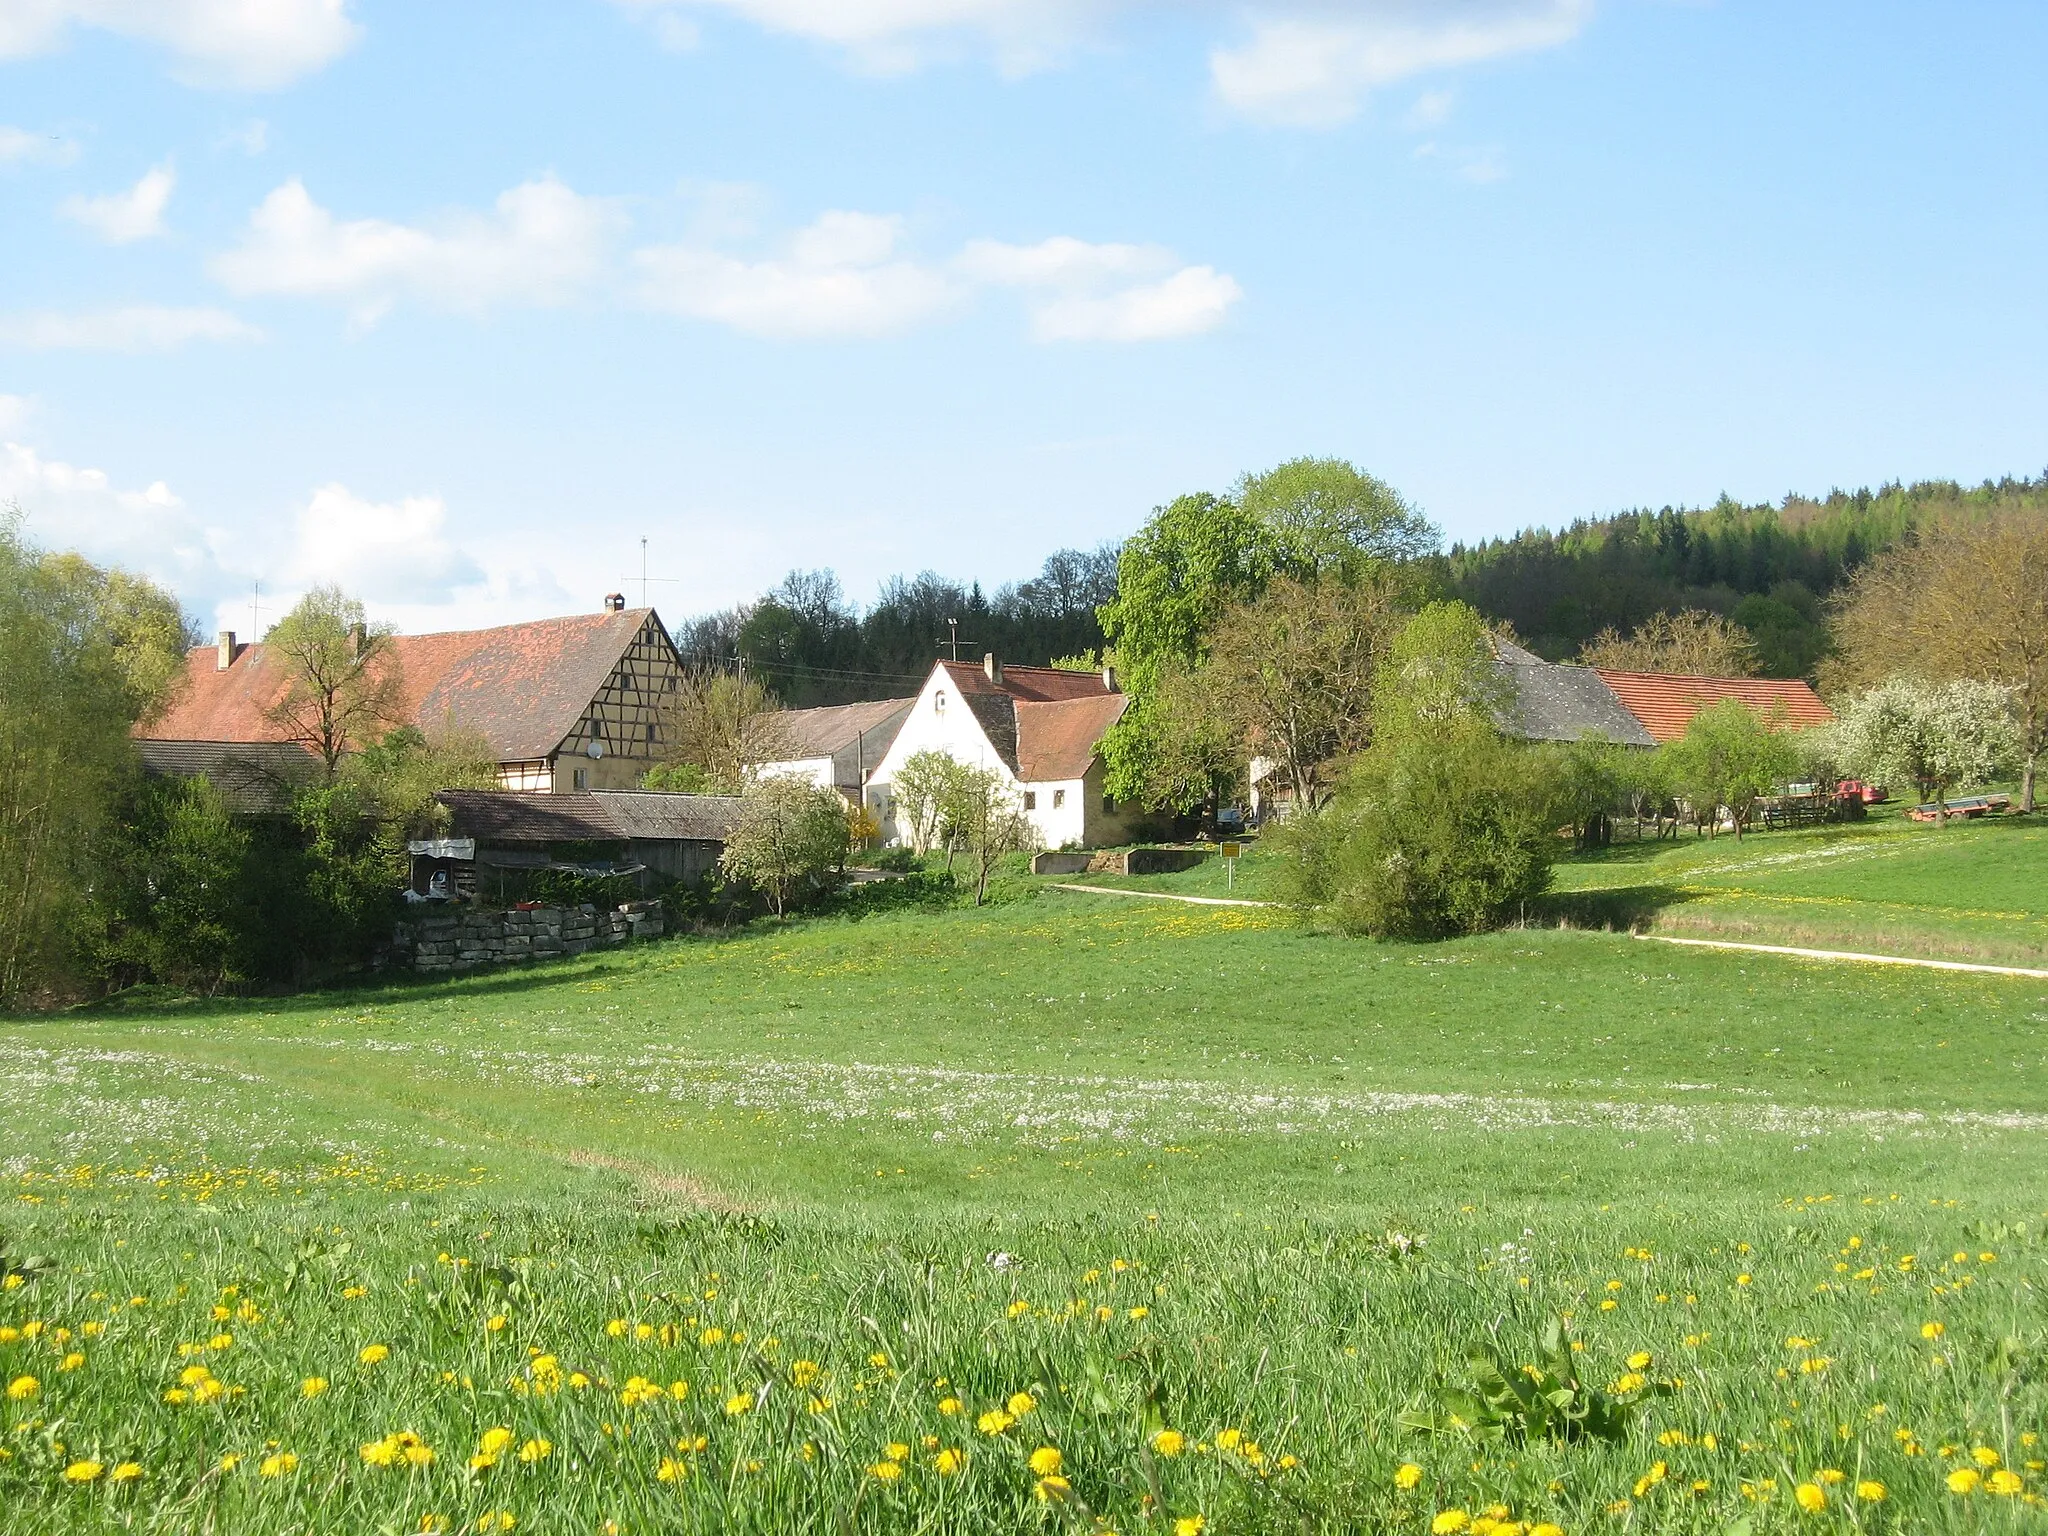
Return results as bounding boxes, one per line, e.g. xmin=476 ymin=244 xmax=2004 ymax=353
xmin=143 ymin=599 xmax=687 ymax=793
xmin=748 ymin=697 xmax=915 ymax=802
xmin=1490 ymin=639 xmax=1831 ymax=745
xmin=866 ymin=655 xmax=1133 ymax=850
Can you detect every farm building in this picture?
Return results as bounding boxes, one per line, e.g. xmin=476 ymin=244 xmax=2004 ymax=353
xmin=407 ymin=788 xmax=745 ymax=902
xmin=143 ymin=599 xmax=686 ymax=793
xmin=134 ymin=739 xmax=324 ymax=816
xmin=865 ymin=655 xmax=1134 ymax=850
xmin=748 ymin=697 xmax=914 ymax=801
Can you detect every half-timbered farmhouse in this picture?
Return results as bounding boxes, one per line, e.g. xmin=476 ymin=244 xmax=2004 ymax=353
xmin=144 ymin=598 xmax=687 ymax=793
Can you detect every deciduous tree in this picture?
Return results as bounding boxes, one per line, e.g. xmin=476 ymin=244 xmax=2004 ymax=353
xmin=719 ymin=775 xmax=852 ymax=916
xmin=946 ymin=762 xmax=1037 ymax=906
xmin=1824 ymin=514 xmax=2048 ymax=811
xmin=1827 ymin=677 xmax=2020 ymax=819
xmin=653 ymin=666 xmax=784 ymax=794
xmin=1658 ymin=699 xmax=1797 ymax=838
xmin=265 ymin=585 xmax=405 ymax=777
xmin=1579 ymin=609 xmax=1760 ymax=678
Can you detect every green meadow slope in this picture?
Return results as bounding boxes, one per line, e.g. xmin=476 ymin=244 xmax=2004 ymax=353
xmin=2 ymin=860 xmax=2045 ymax=1533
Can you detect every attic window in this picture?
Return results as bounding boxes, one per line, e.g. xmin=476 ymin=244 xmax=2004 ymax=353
xmin=1052 ymin=789 xmax=1065 ymax=809
xmin=1022 ymin=791 xmax=1036 ymax=810
xmin=934 ymin=689 xmax=947 ymax=714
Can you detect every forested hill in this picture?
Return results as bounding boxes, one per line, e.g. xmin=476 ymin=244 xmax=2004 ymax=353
xmin=1442 ymin=474 xmax=2048 ymax=675
xmin=675 ymin=472 xmax=2047 ymax=707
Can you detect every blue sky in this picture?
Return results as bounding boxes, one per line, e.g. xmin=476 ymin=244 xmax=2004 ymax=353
xmin=3 ymin=0 xmax=2043 ymax=638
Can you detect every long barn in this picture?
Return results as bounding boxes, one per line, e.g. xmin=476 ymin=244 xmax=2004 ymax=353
xmin=145 ymin=599 xmax=687 ymax=793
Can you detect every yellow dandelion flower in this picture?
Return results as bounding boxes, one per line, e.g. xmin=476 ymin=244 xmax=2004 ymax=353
xmin=1972 ymin=1447 xmax=2001 ymax=1468
xmin=723 ymin=1392 xmax=752 ymax=1416
xmin=1627 ymin=1351 xmax=1652 ymax=1370
xmin=886 ymin=1442 xmax=910 ymax=1462
xmin=302 ymin=1376 xmax=328 ymax=1398
xmin=1029 ymin=1447 xmax=1063 ymax=1477
xmin=791 ymin=1360 xmax=820 ymax=1386
xmin=1152 ymin=1429 xmax=1187 ymax=1458
xmin=58 ymin=1353 xmax=84 ymax=1373
xmin=519 ymin=1438 xmax=551 ymax=1463
xmin=935 ymin=1447 xmax=965 ymax=1475
xmin=1857 ymin=1481 xmax=1886 ymax=1502
xmin=869 ymin=1460 xmax=903 ymax=1482
xmin=1395 ymin=1462 xmax=1424 ymax=1490
xmin=1794 ymin=1483 xmax=1826 ymax=1513
xmin=7 ymin=1376 xmax=38 ymax=1401
xmin=1947 ymin=1468 xmax=1981 ymax=1494
xmin=1036 ymin=1474 xmax=1072 ymax=1501
xmin=259 ymin=1453 xmax=298 ymax=1477
xmin=1006 ymin=1300 xmax=1031 ymax=1318
xmin=657 ymin=1456 xmax=687 ymax=1483
xmin=978 ymin=1410 xmax=1014 ymax=1436
xmin=486 ymin=1315 xmax=507 ymax=1333
xmin=219 ymin=1454 xmax=241 ymax=1471
xmin=1988 ymin=1470 xmax=2024 ymax=1496
xmin=1530 ymin=1525 xmax=1564 ymax=1536
xmin=1007 ymin=1392 xmax=1037 ymax=1416
xmin=606 ymin=1319 xmax=629 ymax=1338
xmin=1176 ymin=1519 xmax=1207 ymax=1536
xmin=1431 ymin=1513 xmax=1469 ymax=1535
xmin=359 ymin=1344 xmax=390 ymax=1365
xmin=1815 ymin=1468 xmax=1844 ymax=1485
xmin=64 ymin=1461 xmax=104 ymax=1484
xmin=938 ymin=1396 xmax=964 ymax=1416
xmin=475 ymin=1512 xmax=515 ymax=1533
xmin=109 ymin=1462 xmax=142 ymax=1483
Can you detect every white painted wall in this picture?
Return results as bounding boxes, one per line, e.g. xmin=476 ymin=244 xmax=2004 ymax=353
xmin=751 ymin=756 xmax=836 ymax=790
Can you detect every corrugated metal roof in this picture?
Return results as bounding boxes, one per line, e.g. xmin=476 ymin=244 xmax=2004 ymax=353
xmin=136 ymin=739 xmax=324 ymax=815
xmin=433 ymin=788 xmax=744 ymax=845
xmin=145 ymin=609 xmax=664 ymax=763
xmin=1593 ymin=670 xmax=1833 ymax=744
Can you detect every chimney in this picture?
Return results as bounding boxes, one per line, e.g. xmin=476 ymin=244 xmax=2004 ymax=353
xmin=216 ymin=631 xmax=236 ymax=671
xmin=983 ymin=652 xmax=1002 ymax=685
xmin=347 ymin=621 xmax=367 ymax=659
xmin=1102 ymin=663 xmax=1118 ymax=693
xmin=604 ymin=592 xmax=626 ymax=613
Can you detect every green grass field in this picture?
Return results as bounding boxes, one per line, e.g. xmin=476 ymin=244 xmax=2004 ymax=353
xmin=4 ymin=853 xmax=2047 ymax=1532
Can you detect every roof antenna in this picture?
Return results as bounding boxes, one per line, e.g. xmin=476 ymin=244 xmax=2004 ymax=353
xmin=627 ymin=536 xmax=679 ymax=611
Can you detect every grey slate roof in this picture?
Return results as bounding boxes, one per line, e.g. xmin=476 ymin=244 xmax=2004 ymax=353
xmin=1493 ymin=661 xmax=1659 ymax=748
xmin=136 ymin=739 xmax=324 ymax=815
xmin=754 ymin=698 xmax=914 ymax=787
xmin=433 ymin=788 xmax=745 ymax=846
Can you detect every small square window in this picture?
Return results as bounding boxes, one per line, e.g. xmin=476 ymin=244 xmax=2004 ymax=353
xmin=1023 ymin=791 xmax=1037 ymax=810
xmin=1052 ymin=789 xmax=1066 ymax=809
xmin=934 ymin=689 xmax=947 ymax=713
xmin=572 ymin=767 xmax=589 ymax=790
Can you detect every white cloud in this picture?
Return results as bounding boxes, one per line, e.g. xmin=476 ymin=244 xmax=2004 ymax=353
xmin=634 ymin=210 xmax=958 ymax=338
xmin=0 ymin=438 xmax=221 ymax=599
xmin=1211 ymin=1 xmax=1592 ymax=127
xmin=614 ymin=0 xmax=1105 ymax=73
xmin=0 ymin=394 xmax=29 ymax=433
xmin=285 ymin=484 xmax=483 ymax=605
xmin=0 ymin=125 xmax=76 ymax=165
xmin=959 ymin=235 xmax=1240 ymax=341
xmin=1403 ymin=88 xmax=1454 ymax=130
xmin=0 ymin=305 xmax=263 ymax=351
xmin=59 ymin=161 xmax=176 ymax=242
xmin=618 ymin=2 xmax=1589 ymax=122
xmin=209 ymin=176 xmax=618 ymax=322
xmin=0 ymin=0 xmax=360 ymax=89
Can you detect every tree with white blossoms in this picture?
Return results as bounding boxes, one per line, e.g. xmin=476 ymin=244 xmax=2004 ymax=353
xmin=1828 ymin=676 xmax=2020 ymax=820
xmin=718 ymin=774 xmax=852 ymax=915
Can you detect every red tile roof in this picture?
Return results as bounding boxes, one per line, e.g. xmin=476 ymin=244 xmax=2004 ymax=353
xmin=146 ymin=609 xmax=662 ymax=762
xmin=932 ymin=660 xmax=1124 ymax=780
xmin=1015 ymin=695 xmax=1129 ymax=781
xmin=939 ymin=660 xmax=1117 ymax=702
xmin=1592 ymin=670 xmax=1833 ymax=744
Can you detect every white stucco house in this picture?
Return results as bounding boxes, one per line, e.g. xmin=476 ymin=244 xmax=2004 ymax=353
xmin=748 ymin=697 xmax=914 ymax=801
xmin=866 ymin=655 xmax=1135 ymax=850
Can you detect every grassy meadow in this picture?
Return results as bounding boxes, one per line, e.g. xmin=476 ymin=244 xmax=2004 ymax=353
xmin=3 ymin=830 xmax=2047 ymax=1533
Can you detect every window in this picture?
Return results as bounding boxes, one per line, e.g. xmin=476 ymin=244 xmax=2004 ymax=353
xmin=572 ymin=767 xmax=589 ymax=790
xmin=1103 ymin=795 xmax=1115 ymax=814
xmin=934 ymin=689 xmax=947 ymax=714
xmin=1052 ymin=789 xmax=1066 ymax=809
xmin=645 ymin=721 xmax=656 ymax=743
xmin=1023 ymin=791 xmax=1037 ymax=810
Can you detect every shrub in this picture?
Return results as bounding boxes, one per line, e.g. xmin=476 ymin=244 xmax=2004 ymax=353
xmin=719 ymin=776 xmax=853 ymax=916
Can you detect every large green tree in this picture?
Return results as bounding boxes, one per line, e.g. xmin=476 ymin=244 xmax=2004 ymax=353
xmin=1236 ymin=457 xmax=1438 ymax=580
xmin=0 ymin=517 xmax=188 ymax=999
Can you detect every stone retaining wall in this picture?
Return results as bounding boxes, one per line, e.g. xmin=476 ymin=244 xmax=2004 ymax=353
xmin=393 ymin=901 xmax=665 ymax=974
